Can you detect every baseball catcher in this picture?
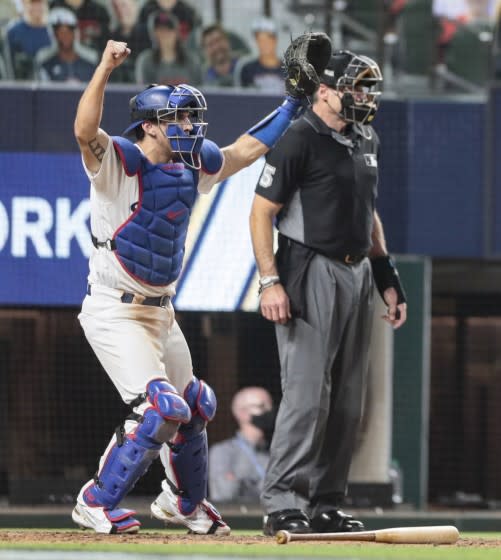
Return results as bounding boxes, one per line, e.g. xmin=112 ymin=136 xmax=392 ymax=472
xmin=70 ymin=31 xmax=332 ymax=537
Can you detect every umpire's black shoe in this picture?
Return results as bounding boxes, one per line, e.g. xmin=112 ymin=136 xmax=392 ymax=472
xmin=310 ymin=509 xmax=365 ymax=533
xmin=263 ymin=509 xmax=312 ymax=536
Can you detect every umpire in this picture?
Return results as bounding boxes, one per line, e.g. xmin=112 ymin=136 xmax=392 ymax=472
xmin=249 ymin=50 xmax=407 ymax=536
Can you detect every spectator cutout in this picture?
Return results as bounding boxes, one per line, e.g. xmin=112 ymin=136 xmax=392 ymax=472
xmin=36 ymin=6 xmax=97 ymax=82
xmin=4 ymin=0 xmax=52 ymax=80
xmin=134 ymin=9 xmax=201 ymax=86
xmin=201 ymin=23 xmax=240 ymax=87
xmin=235 ymin=17 xmax=285 ymax=93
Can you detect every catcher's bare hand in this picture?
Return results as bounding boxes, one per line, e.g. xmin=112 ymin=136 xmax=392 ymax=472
xmin=283 ymin=32 xmax=332 ymax=98
xmin=260 ymin=283 xmax=291 ymax=325
xmin=101 ymin=40 xmax=131 ymax=71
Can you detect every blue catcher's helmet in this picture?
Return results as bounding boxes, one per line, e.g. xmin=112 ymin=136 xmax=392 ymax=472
xmin=122 ymin=83 xmax=208 ymax=169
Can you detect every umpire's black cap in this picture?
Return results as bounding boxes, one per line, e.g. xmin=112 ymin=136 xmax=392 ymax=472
xmin=319 ymin=50 xmax=354 ymax=88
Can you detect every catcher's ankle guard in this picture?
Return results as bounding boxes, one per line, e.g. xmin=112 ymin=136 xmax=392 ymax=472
xmin=247 ymin=96 xmax=303 ymax=148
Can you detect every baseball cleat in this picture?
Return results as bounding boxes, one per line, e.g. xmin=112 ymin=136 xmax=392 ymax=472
xmin=72 ymin=481 xmax=141 ymax=534
xmin=151 ymin=480 xmax=230 ymax=535
xmin=310 ymin=509 xmax=364 ymax=533
xmin=262 ymin=509 xmax=311 ymax=536
xmin=72 ymin=503 xmax=141 ymax=534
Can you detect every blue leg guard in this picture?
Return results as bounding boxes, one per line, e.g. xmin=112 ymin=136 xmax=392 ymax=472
xmin=247 ymin=96 xmax=303 ymax=148
xmin=166 ymin=376 xmax=216 ymax=515
xmin=83 ymin=379 xmax=190 ymax=511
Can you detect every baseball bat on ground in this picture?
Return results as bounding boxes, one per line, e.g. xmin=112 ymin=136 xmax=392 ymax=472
xmin=276 ymin=525 xmax=460 ymax=545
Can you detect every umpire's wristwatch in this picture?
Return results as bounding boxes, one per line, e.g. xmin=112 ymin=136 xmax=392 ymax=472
xmin=258 ymin=275 xmax=280 ymax=295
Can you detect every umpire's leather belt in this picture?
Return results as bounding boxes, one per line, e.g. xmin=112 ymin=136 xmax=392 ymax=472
xmin=333 ymin=253 xmax=367 ymax=265
xmin=86 ymin=284 xmax=171 ymax=308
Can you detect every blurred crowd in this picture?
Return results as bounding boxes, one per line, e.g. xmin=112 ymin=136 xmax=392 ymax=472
xmin=0 ymin=0 xmax=286 ymax=90
xmin=0 ymin=0 xmax=500 ymax=92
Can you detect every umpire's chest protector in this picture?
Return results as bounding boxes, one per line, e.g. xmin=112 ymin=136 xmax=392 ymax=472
xmin=111 ymin=136 xmax=198 ymax=286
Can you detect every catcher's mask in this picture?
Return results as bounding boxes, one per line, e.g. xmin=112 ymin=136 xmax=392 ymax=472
xmin=123 ymin=83 xmax=208 ymax=169
xmin=320 ymin=50 xmax=383 ymax=124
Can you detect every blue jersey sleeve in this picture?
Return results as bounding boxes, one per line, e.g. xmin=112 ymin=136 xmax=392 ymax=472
xmin=247 ymin=96 xmax=303 ymax=148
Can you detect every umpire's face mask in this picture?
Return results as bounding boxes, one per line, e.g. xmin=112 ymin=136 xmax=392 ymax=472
xmin=250 ymin=409 xmax=277 ymax=450
xmin=336 ymin=54 xmax=383 ymax=125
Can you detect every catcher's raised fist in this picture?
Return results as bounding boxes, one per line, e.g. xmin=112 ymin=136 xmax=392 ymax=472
xmin=283 ymin=32 xmax=332 ymax=98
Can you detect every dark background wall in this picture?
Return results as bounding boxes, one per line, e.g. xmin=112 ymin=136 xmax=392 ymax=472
xmin=0 ymin=85 xmax=491 ymax=260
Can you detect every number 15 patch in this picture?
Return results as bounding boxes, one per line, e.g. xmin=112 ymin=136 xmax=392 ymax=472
xmin=259 ymin=163 xmax=276 ymax=188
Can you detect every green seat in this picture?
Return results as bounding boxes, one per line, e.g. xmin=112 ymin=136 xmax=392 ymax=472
xmin=345 ymin=0 xmax=380 ymax=31
xmin=444 ymin=21 xmax=494 ymax=86
xmin=226 ymin=30 xmax=250 ymax=57
xmin=397 ymin=0 xmax=435 ymax=75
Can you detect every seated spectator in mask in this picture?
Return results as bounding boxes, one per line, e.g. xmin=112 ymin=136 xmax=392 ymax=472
xmin=36 ymin=7 xmax=97 ymax=82
xmin=201 ymin=23 xmax=240 ymax=87
xmin=49 ymin=0 xmax=110 ymax=52
xmin=108 ymin=0 xmax=151 ymax=83
xmin=4 ymin=0 xmax=52 ymax=80
xmin=134 ymin=9 xmax=201 ymax=86
xmin=235 ymin=17 xmax=285 ymax=94
xmin=209 ymin=387 xmax=275 ymax=503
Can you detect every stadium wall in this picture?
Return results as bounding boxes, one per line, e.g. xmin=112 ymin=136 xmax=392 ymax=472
xmin=0 ymin=85 xmax=490 ymax=308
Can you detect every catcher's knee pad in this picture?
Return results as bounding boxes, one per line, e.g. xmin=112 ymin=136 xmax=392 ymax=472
xmin=183 ymin=375 xmax=217 ymax=426
xmin=84 ymin=380 xmax=190 ymax=510
xmin=145 ymin=379 xmax=192 ymax=441
xmin=167 ymin=376 xmax=216 ymax=515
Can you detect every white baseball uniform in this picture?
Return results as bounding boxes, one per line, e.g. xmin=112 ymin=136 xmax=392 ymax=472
xmin=79 ymin=135 xmax=223 ymax=404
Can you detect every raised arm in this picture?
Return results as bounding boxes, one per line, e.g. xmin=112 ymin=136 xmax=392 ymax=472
xmin=74 ymin=40 xmax=131 ymax=174
xmin=218 ymin=32 xmax=332 ymax=182
xmin=218 ymin=97 xmax=302 ymax=182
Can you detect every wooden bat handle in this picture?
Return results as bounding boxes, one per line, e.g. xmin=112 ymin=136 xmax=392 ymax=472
xmin=373 ymin=526 xmax=459 ymax=544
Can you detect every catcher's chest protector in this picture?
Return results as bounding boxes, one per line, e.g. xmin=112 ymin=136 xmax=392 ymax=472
xmin=112 ymin=137 xmax=198 ymax=286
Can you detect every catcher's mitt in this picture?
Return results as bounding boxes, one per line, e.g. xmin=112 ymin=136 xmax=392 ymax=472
xmin=283 ymin=32 xmax=332 ymax=98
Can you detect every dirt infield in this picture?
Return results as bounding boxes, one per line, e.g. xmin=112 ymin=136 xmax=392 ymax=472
xmin=0 ymin=530 xmax=501 ymax=548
